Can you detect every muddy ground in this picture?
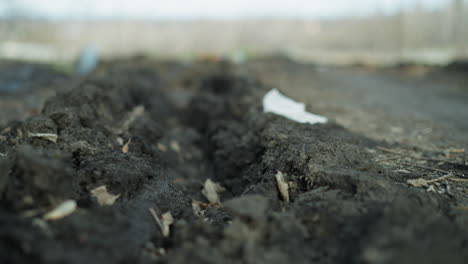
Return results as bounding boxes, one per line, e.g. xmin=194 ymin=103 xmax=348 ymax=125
xmin=0 ymin=57 xmax=467 ymax=264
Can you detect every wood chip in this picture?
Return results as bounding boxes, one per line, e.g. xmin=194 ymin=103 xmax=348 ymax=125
xmin=149 ymin=208 xmax=174 ymax=237
xmin=275 ymin=171 xmax=290 ymax=202
xmin=43 ymin=200 xmax=77 ymax=220
xmin=202 ymin=179 xmax=225 ymax=204
xmin=90 ymin=185 xmax=120 ymax=206
xmin=122 ymin=139 xmax=131 ymax=153
xmin=28 ymin=132 xmax=58 ymax=143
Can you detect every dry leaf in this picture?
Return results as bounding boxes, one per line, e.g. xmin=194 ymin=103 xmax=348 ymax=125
xmin=275 ymin=171 xmax=290 ymax=202
xmin=28 ymin=132 xmax=58 ymax=143
xmin=43 ymin=200 xmax=77 ymax=220
xmin=149 ymin=208 xmax=174 ymax=237
xmin=122 ymin=139 xmax=131 ymax=153
xmin=90 ymin=185 xmax=120 ymax=206
xmin=202 ymin=179 xmax=225 ymax=204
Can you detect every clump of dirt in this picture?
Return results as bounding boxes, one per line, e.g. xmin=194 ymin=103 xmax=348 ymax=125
xmin=0 ymin=57 xmax=467 ymax=264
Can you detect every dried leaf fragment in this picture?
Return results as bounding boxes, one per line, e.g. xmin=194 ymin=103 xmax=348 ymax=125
xmin=149 ymin=208 xmax=174 ymax=237
xmin=28 ymin=132 xmax=58 ymax=143
xmin=275 ymin=171 xmax=289 ymax=202
xmin=122 ymin=139 xmax=131 ymax=153
xmin=202 ymin=179 xmax=225 ymax=204
xmin=43 ymin=200 xmax=77 ymax=220
xmin=91 ymin=185 xmax=120 ymax=206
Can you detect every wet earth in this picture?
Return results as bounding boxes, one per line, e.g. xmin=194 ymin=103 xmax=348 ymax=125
xmin=0 ymin=57 xmax=467 ymax=264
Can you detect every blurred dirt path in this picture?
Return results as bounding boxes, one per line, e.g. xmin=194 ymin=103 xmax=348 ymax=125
xmin=246 ymin=59 xmax=468 ymax=150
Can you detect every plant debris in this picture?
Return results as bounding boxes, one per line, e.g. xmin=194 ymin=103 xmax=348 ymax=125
xmin=119 ymin=105 xmax=145 ymax=133
xmin=27 ymin=132 xmax=58 ymax=143
xmin=275 ymin=171 xmax=290 ymax=202
xmin=407 ymin=173 xmax=454 ymax=187
xmin=43 ymin=200 xmax=77 ymax=221
xmin=191 ymin=201 xmax=205 ymax=218
xmin=170 ymin=140 xmax=181 ymax=153
xmin=90 ymin=185 xmax=120 ymax=206
xmin=201 ymin=179 xmax=225 ymax=204
xmin=122 ymin=139 xmax=131 ymax=153
xmin=157 ymin=143 xmax=167 ymax=152
xmin=149 ymin=208 xmax=174 ymax=237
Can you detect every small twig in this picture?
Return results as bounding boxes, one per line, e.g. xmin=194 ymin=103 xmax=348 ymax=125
xmin=425 ymin=173 xmax=453 ymax=184
xmin=377 ymin=146 xmax=465 ymax=166
xmin=375 ymin=156 xmax=403 ymax=162
xmin=449 ymin=178 xmax=468 ymax=183
xmin=398 ymin=162 xmax=466 ymax=178
xmin=0 ymin=152 xmax=6 ymax=157
xmin=377 ymin=146 xmax=404 ymax=155
xmin=398 ymin=162 xmax=451 ymax=174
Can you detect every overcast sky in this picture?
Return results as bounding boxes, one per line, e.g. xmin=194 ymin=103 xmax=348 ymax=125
xmin=0 ymin=0 xmax=450 ymax=20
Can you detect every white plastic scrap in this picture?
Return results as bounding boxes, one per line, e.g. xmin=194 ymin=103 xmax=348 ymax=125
xmin=43 ymin=200 xmax=77 ymax=220
xmin=263 ymin=88 xmax=327 ymax=125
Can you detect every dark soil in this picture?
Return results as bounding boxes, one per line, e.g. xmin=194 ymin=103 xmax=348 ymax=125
xmin=0 ymin=57 xmax=467 ymax=264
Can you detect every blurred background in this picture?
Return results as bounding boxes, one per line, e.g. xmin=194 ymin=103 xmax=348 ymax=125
xmin=0 ymin=0 xmax=467 ymax=65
